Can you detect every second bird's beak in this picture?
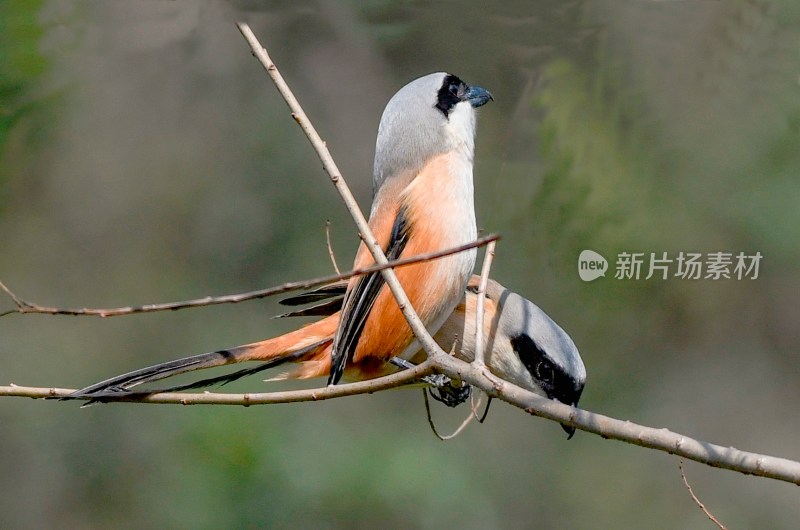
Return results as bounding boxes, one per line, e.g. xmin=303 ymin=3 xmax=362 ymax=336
xmin=561 ymin=423 xmax=577 ymax=440
xmin=463 ymin=85 xmax=493 ymax=108
xmin=557 ymin=386 xmax=584 ymax=440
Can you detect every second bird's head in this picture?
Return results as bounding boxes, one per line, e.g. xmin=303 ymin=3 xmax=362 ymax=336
xmin=374 ymin=73 xmax=492 ymax=188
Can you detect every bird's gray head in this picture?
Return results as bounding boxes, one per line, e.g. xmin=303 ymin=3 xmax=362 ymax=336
xmin=487 ymin=283 xmax=586 ymax=437
xmin=373 ymin=72 xmax=492 ymax=193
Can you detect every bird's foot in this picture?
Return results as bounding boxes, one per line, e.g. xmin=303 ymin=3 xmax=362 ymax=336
xmin=389 ymin=357 xmax=472 ymax=408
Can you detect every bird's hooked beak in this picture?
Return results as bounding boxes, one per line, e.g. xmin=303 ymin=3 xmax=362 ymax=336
xmin=463 ymin=85 xmax=493 ymax=108
xmin=561 ymin=423 xmax=577 ymax=440
xmin=557 ymin=386 xmax=583 ymax=440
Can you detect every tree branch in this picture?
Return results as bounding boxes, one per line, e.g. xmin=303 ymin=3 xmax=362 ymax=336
xmin=3 ymin=353 xmax=799 ymax=485
xmin=430 ymin=353 xmax=800 ymax=485
xmin=0 ymin=360 xmax=433 ymax=405
xmin=0 ymin=235 xmax=497 ymax=318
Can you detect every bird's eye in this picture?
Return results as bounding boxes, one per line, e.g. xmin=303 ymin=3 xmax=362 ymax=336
xmin=511 ymin=333 xmax=557 ymax=386
xmin=435 ymin=75 xmax=467 ymax=117
xmin=535 ymin=360 xmax=555 ymax=383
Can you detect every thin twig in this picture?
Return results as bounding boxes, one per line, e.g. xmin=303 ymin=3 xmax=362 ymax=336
xmin=469 ymin=389 xmax=481 ymax=419
xmin=468 ymin=388 xmax=489 ymax=422
xmin=0 ymin=281 xmax=29 ymax=317
xmin=472 ymin=240 xmax=496 ymax=367
xmin=0 ymin=235 xmax=497 ymax=318
xmin=466 ymin=226 xmax=495 ymax=425
xmin=422 ymin=388 xmax=480 ymax=441
xmin=478 ymin=396 xmax=493 ymax=423
xmin=325 ymin=220 xmax=340 ymax=274
xmin=236 ymin=22 xmax=445 ymax=363
xmin=679 ymin=459 xmax=727 ymax=530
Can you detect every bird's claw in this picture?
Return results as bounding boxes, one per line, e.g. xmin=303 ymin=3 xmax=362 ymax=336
xmin=389 ymin=356 xmax=472 ymax=407
xmin=422 ymin=374 xmax=471 ymax=407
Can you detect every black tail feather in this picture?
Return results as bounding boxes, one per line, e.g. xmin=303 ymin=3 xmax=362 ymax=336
xmin=130 ymin=346 xmax=312 ymax=394
xmin=273 ymin=297 xmax=343 ymax=319
xmin=64 ymin=340 xmax=329 ymax=404
xmin=278 ymin=283 xmax=347 ymax=306
xmin=66 ymin=349 xmax=239 ymax=399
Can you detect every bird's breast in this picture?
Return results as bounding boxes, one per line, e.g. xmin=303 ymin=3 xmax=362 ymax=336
xmin=402 ymin=151 xmax=477 ymax=250
xmin=392 ymin=151 xmax=478 ymax=351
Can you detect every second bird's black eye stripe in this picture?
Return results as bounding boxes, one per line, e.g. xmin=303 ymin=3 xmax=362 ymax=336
xmin=435 ymin=74 xmax=466 ymax=117
xmin=510 ymin=333 xmax=581 ymax=406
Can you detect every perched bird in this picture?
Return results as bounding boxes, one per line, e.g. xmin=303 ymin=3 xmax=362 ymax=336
xmin=70 ymin=71 xmax=493 ymax=388
xmin=329 ymin=72 xmax=492 ymax=385
xmin=67 ymin=73 xmax=587 ymax=433
xmin=69 ymin=276 xmax=586 ymax=433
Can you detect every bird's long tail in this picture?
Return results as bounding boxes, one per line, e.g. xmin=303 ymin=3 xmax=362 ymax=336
xmin=67 ymin=315 xmax=338 ymax=401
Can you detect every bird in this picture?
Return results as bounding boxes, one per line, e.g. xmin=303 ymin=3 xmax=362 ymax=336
xmin=68 ymin=275 xmax=587 ymax=437
xmin=328 ymin=72 xmax=493 ymax=385
xmin=66 ymin=73 xmax=586 ymax=433
xmin=68 ymin=71 xmax=494 ymax=386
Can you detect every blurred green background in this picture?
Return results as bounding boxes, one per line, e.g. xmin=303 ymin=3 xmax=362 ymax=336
xmin=2 ymin=0 xmax=799 ymax=528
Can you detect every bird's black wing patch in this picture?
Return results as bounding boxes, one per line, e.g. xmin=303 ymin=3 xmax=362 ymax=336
xmin=328 ymin=207 xmax=411 ymax=385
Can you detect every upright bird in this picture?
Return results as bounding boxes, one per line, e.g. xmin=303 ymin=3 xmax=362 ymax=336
xmin=328 ymin=72 xmax=492 ymax=384
xmin=72 ymin=71 xmax=492 ymax=388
